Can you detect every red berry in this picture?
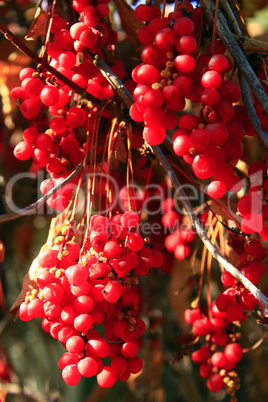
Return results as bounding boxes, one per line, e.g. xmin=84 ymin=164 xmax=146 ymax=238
xmin=127 ymin=232 xmax=144 ymax=252
xmin=121 ymin=211 xmax=140 ymax=227
xmin=224 ymin=342 xmax=243 ymax=362
xmin=77 ymin=357 xmax=98 ymax=377
xmin=62 ymin=364 xmax=81 ymax=385
xmin=207 ymin=180 xmax=226 ymax=199
xmin=14 ymin=141 xmax=33 ymax=160
xmin=97 ymin=366 xmax=118 ymax=388
xmin=207 ymin=373 xmax=224 ymax=392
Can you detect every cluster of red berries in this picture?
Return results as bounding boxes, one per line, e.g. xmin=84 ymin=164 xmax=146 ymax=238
xmin=56 ymin=0 xmax=111 ymax=55
xmin=13 ymin=121 xmax=85 ymax=166
xmin=170 ymin=42 xmax=250 ymax=201
xmin=217 ymin=236 xmax=266 ymax=317
xmin=131 ymin=1 xmax=260 ymax=201
xmin=171 ymin=38 xmax=259 ymax=200
xmin=173 ymin=105 xmax=247 ymax=199
xmin=19 ymin=211 xmax=163 ymax=387
xmin=11 ymin=0 xmax=125 ymax=211
xmin=130 ymin=2 xmax=203 ymax=145
xmin=185 ymin=303 xmax=243 ymax=396
xmin=47 ymin=1 xmax=120 ymax=101
xmin=184 ymin=234 xmax=266 ymax=397
xmin=12 ymin=109 xmax=87 ymax=210
xmin=161 ymin=197 xmax=195 ymax=260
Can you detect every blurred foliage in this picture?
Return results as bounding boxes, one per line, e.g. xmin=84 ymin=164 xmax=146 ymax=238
xmin=240 ymin=0 xmax=268 ymax=17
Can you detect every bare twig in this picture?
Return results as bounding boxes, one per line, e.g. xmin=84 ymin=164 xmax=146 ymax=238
xmin=223 ymin=0 xmax=268 ymax=52
xmin=233 ymin=35 xmax=268 ymax=54
xmin=151 ymin=144 xmax=268 ymax=309
xmin=239 ymin=73 xmax=268 ymax=149
xmin=0 ymin=22 xmax=124 ymax=119
xmin=93 ymin=54 xmax=134 ymax=109
xmin=0 ymin=161 xmax=83 ymax=224
xmin=219 ymin=0 xmax=243 ymax=35
xmin=227 ymin=0 xmax=250 ymax=36
xmin=201 ymin=0 xmax=268 ymax=120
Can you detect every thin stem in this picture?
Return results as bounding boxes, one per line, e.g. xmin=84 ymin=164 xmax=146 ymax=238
xmin=151 ymin=144 xmax=268 ymax=309
xmin=0 ymin=161 xmax=84 ymax=224
xmin=242 ymin=329 xmax=268 ymax=353
xmin=233 ymin=0 xmax=250 ymax=36
xmin=99 ymin=129 xmax=110 ymax=215
xmin=216 ymin=1 xmax=268 ymax=52
xmin=127 ymin=125 xmax=136 ymax=212
xmin=106 ymin=118 xmax=118 ymax=218
xmin=207 ymin=219 xmax=221 ymax=319
xmin=39 ymin=0 xmax=56 ymax=59
xmin=210 ymin=0 xmax=220 ymax=56
xmin=162 ymin=0 xmax=167 ymax=18
xmin=196 ymin=237 xmax=208 ymax=304
xmin=171 ymin=0 xmax=179 ymax=24
xmin=219 ymin=0 xmax=243 ymax=35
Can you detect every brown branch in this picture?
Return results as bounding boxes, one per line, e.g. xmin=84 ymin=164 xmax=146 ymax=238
xmin=234 ymin=34 xmax=268 ymax=54
xmin=0 ymin=161 xmax=83 ymax=224
xmin=252 ymin=311 xmax=268 ymax=326
xmin=0 ymin=22 xmax=125 ymax=119
xmin=220 ymin=1 xmax=268 ymax=53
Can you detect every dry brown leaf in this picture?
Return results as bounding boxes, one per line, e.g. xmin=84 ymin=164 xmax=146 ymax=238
xmin=115 ymin=131 xmax=127 ymax=162
xmin=9 ymin=211 xmax=69 ymax=318
xmin=25 ymin=8 xmax=49 ymax=41
xmin=211 ymin=195 xmax=241 ymax=227
xmin=113 ymin=0 xmax=143 ymax=47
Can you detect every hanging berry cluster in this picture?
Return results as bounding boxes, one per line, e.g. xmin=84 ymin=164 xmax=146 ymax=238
xmin=162 ymin=197 xmax=196 ymax=260
xmin=185 ymin=234 xmax=266 ymax=399
xmin=19 ymin=211 xmax=163 ymax=386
